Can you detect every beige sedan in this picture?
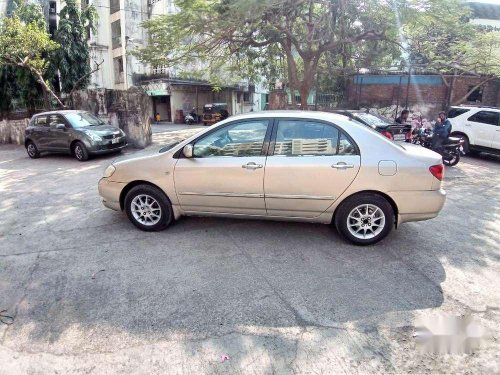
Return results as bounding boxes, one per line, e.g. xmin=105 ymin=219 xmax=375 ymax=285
xmin=98 ymin=111 xmax=446 ymax=245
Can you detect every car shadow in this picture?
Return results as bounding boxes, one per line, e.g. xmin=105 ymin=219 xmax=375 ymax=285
xmin=1 ymin=144 xmax=498 ymax=372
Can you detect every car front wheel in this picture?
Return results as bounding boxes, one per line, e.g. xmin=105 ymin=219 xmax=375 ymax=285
xmin=335 ymin=193 xmax=394 ymax=245
xmin=124 ymin=185 xmax=173 ymax=231
xmin=73 ymin=141 xmax=89 ymax=161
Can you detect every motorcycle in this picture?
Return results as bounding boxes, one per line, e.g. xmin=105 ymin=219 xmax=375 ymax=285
xmin=412 ymin=128 xmax=463 ymax=167
xmin=185 ymin=112 xmax=198 ymax=125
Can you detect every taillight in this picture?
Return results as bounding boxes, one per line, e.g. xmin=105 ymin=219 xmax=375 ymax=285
xmin=381 ymin=130 xmax=393 ymax=140
xmin=429 ymin=164 xmax=444 ymax=181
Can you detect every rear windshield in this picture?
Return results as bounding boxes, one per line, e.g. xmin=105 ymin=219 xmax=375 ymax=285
xmin=355 ymin=113 xmax=392 ymax=127
xmin=448 ymin=108 xmax=470 ymax=118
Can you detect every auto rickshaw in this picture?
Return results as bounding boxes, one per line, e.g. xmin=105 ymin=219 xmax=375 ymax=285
xmin=202 ymin=103 xmax=229 ymax=125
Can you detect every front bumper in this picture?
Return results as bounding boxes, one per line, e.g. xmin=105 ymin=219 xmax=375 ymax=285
xmin=89 ymin=140 xmax=128 ymax=155
xmin=98 ymin=178 xmax=126 ymax=211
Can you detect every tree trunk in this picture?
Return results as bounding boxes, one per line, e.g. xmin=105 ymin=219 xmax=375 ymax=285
xmin=29 ymin=67 xmax=65 ymax=108
xmin=445 ymin=70 xmax=457 ymax=112
xmin=299 ymin=85 xmax=309 ymax=109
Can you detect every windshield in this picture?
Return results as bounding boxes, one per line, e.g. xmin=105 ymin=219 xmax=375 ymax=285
xmin=355 ymin=113 xmax=392 ymax=127
xmin=159 ymin=142 xmax=180 ymax=153
xmin=65 ymin=112 xmax=106 ymax=128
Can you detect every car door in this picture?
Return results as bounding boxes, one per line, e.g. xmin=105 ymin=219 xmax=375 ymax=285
xmin=466 ymin=111 xmax=499 ymax=148
xmin=47 ymin=114 xmax=71 ymax=151
xmin=489 ymin=112 xmax=500 ymax=150
xmin=264 ymin=119 xmax=360 ymax=218
xmin=174 ymin=119 xmax=271 ymax=215
xmin=32 ymin=115 xmax=50 ymax=150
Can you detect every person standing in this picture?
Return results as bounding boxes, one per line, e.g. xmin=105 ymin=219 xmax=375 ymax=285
xmin=395 ymin=109 xmax=410 ymax=124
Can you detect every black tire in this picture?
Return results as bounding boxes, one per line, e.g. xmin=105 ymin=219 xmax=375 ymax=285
xmin=73 ymin=141 xmax=89 ymax=161
xmin=26 ymin=141 xmax=40 ymax=159
xmin=335 ymin=193 xmax=394 ymax=246
xmin=443 ymin=149 xmax=460 ymax=167
xmin=124 ymin=184 xmax=173 ymax=232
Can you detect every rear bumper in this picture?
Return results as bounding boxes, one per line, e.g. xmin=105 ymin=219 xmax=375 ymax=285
xmin=390 ymin=189 xmax=447 ymax=225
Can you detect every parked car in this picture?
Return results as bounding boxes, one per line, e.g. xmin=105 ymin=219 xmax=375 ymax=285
xmin=98 ymin=111 xmax=446 ymax=245
xmin=25 ymin=110 xmax=127 ymax=161
xmin=447 ymin=105 xmax=500 ymax=155
xmin=331 ymin=110 xmax=412 ymax=142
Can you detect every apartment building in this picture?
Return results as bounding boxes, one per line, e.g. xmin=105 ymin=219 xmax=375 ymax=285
xmin=1 ymin=0 xmax=268 ymax=120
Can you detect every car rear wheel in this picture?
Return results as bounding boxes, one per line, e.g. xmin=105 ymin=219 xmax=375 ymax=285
xmin=26 ymin=141 xmax=40 ymax=159
xmin=73 ymin=141 xmax=89 ymax=161
xmin=124 ymin=185 xmax=173 ymax=232
xmin=335 ymin=193 xmax=394 ymax=246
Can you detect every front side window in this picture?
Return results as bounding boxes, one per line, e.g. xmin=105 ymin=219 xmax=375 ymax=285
xmin=468 ymin=111 xmax=499 ymax=126
xmin=448 ymin=108 xmax=470 ymax=118
xmin=273 ymin=120 xmax=357 ymax=156
xmin=193 ymin=120 xmax=269 ymax=157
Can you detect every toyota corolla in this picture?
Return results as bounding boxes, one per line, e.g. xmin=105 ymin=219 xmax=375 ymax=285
xmin=98 ymin=111 xmax=446 ymax=245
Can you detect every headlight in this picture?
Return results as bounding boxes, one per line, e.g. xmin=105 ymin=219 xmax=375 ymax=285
xmin=87 ymin=132 xmax=102 ymax=142
xmin=103 ymin=164 xmax=116 ymax=178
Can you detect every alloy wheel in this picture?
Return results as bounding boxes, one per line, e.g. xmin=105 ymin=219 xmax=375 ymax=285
xmin=75 ymin=145 xmax=83 ymax=160
xmin=130 ymin=194 xmax=162 ymax=226
xmin=346 ymin=204 xmax=386 ymax=240
xmin=27 ymin=144 xmax=37 ymax=157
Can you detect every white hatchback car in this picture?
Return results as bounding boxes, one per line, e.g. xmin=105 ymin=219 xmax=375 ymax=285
xmin=99 ymin=111 xmax=446 ymax=245
xmin=448 ymin=106 xmax=500 ymax=155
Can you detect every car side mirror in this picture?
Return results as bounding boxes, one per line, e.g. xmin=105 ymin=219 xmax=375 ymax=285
xmin=183 ymin=144 xmax=194 ymax=158
xmin=55 ymin=123 xmax=66 ymax=130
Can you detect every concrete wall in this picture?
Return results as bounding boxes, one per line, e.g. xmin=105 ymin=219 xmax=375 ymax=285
xmin=0 ymin=119 xmax=28 ymax=145
xmin=71 ymin=88 xmax=153 ymax=148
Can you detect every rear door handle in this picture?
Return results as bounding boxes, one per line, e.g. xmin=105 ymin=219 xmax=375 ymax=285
xmin=331 ymin=163 xmax=354 ymax=169
xmin=242 ymin=162 xmax=263 ymax=170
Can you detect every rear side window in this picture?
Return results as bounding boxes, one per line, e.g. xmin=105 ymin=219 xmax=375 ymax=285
xmin=273 ymin=120 xmax=357 ymax=156
xmin=467 ymin=111 xmax=500 ymax=126
xmin=34 ymin=116 xmax=47 ymax=126
xmin=448 ymin=108 xmax=470 ymax=118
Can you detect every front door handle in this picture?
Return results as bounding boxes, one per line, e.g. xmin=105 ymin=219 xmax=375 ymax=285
xmin=242 ymin=162 xmax=263 ymax=170
xmin=331 ymin=163 xmax=354 ymax=169
xmin=465 ymin=123 xmax=471 ymax=127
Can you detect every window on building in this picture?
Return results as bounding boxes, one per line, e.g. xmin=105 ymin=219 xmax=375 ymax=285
xmin=243 ymin=92 xmax=251 ymax=103
xmin=114 ymin=57 xmax=124 ymax=84
xmin=110 ymin=0 xmax=120 ymax=14
xmin=467 ymin=86 xmax=483 ymax=102
xmin=467 ymin=111 xmax=500 ymax=126
xmin=111 ymin=20 xmax=121 ymax=49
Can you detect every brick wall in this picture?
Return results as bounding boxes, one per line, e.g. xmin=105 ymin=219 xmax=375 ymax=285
xmin=0 ymin=118 xmax=29 ymax=145
xmin=346 ymin=75 xmax=500 ymax=117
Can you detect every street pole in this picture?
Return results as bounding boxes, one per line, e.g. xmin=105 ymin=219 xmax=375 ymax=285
xmin=405 ymin=65 xmax=411 ymax=110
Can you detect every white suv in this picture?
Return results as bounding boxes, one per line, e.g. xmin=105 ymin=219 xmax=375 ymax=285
xmin=448 ymin=106 xmax=500 ymax=155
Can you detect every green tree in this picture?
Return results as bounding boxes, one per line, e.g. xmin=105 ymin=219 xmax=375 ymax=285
xmin=0 ymin=15 xmax=62 ymax=107
xmin=0 ymin=0 xmax=48 ymax=112
xmin=136 ymin=0 xmax=397 ymax=108
xmin=52 ymin=0 xmax=98 ymax=94
xmin=402 ymin=0 xmax=500 ymax=106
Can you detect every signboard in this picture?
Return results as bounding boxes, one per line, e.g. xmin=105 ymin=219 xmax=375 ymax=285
xmin=142 ymin=82 xmax=171 ymax=96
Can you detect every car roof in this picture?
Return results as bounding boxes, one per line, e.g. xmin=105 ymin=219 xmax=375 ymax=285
xmin=32 ymin=110 xmax=86 ymax=117
xmin=225 ymin=110 xmax=353 ymax=123
xmin=451 ymin=105 xmax=499 ymax=111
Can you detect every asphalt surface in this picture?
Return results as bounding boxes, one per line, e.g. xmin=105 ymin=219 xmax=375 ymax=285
xmin=0 ymin=128 xmax=499 ymax=374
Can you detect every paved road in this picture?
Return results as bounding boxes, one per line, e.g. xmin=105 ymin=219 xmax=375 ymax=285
xmin=0 ymin=135 xmax=499 ymax=374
